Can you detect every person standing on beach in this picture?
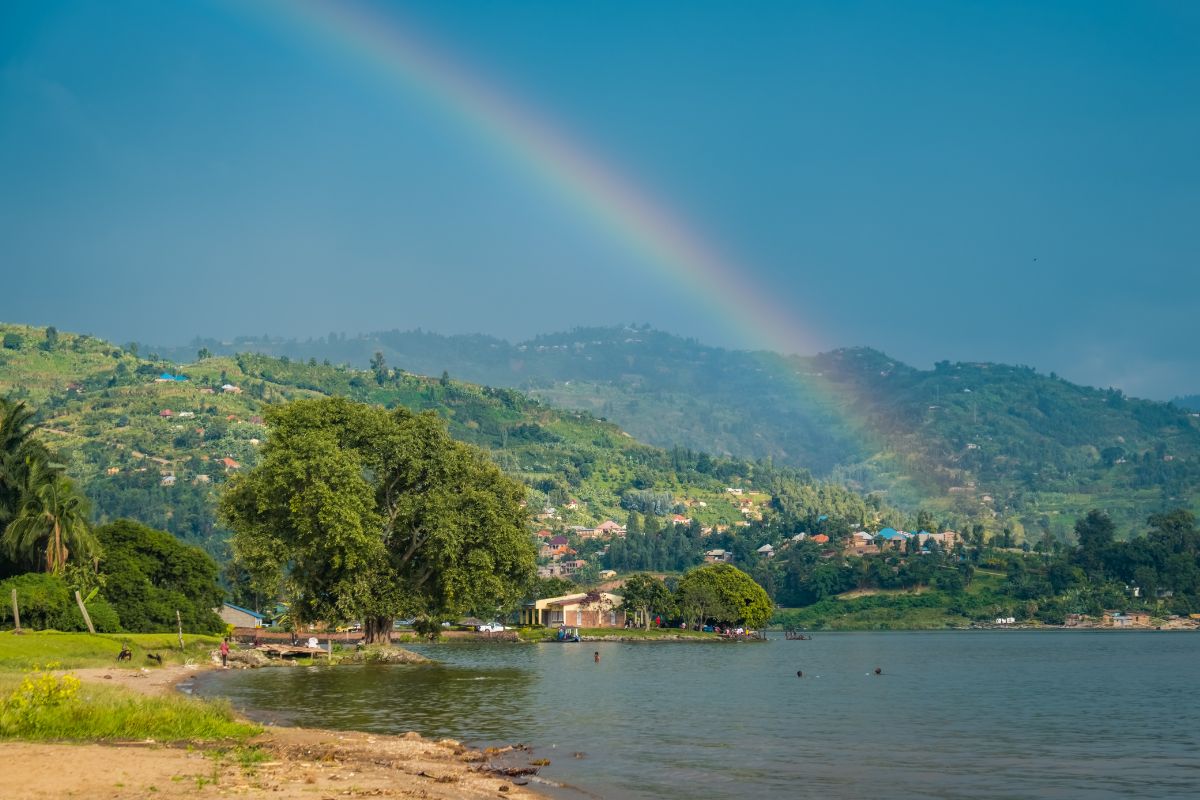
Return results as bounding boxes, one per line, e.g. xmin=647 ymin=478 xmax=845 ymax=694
xmin=220 ymin=637 xmax=230 ymax=668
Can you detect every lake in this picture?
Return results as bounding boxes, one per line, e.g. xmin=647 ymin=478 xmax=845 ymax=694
xmin=192 ymin=631 xmax=1200 ymax=799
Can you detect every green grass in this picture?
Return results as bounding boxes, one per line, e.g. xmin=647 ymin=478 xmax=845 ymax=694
xmin=0 ymin=631 xmax=222 ymax=671
xmin=0 ymin=632 xmax=259 ymax=743
xmin=0 ymin=672 xmax=258 ymax=742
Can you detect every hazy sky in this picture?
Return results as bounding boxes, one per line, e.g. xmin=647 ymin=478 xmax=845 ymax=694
xmin=2 ymin=1 xmax=1197 ymax=398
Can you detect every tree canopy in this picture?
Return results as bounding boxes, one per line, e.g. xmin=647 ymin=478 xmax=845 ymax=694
xmin=676 ymin=563 xmax=773 ymax=628
xmin=219 ymin=397 xmax=536 ymax=642
xmin=95 ymin=519 xmax=224 ymax=633
xmin=619 ymin=573 xmax=676 ymax=629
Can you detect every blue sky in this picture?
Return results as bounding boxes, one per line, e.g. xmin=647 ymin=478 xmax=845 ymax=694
xmin=1 ymin=1 xmax=1197 ymax=398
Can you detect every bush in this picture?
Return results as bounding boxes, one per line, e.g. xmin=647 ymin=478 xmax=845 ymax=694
xmin=0 ymin=573 xmax=122 ymax=632
xmin=0 ymin=574 xmax=74 ymax=631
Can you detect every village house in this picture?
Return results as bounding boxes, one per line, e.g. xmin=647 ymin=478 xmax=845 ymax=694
xmin=159 ymin=409 xmax=174 ymax=418
xmin=519 ymin=591 xmax=625 ymax=628
xmin=1104 ymin=611 xmax=1152 ymax=627
xmin=218 ymin=602 xmax=265 ymax=629
xmin=594 ymin=519 xmax=626 ymax=536
xmin=221 ymin=383 xmax=242 ymax=394
xmin=558 ymin=559 xmax=587 ymax=577
xmin=756 ymin=544 xmax=775 ymax=558
xmin=847 ymin=531 xmax=876 ymax=555
xmin=160 ymin=474 xmax=176 ymax=487
xmin=220 ymin=457 xmax=240 ymax=470
xmin=598 ymin=569 xmax=617 ymax=579
xmin=704 ymin=548 xmax=731 ymax=563
xmin=539 ymin=535 xmax=571 ymax=559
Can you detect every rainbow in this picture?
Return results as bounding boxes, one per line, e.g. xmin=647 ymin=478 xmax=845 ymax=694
xmin=252 ymin=0 xmax=826 ymax=358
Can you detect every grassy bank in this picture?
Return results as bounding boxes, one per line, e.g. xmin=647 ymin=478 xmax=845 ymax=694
xmin=0 ymin=631 xmax=222 ymax=670
xmin=774 ymin=592 xmax=972 ymax=631
xmin=0 ymin=631 xmax=258 ymax=743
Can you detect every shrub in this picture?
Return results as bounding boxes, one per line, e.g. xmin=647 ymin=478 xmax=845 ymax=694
xmin=0 ymin=573 xmax=122 ymax=632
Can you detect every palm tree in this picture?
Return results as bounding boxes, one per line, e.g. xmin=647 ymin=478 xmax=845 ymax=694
xmin=2 ymin=460 xmax=98 ymax=574
xmin=0 ymin=397 xmax=47 ymax=527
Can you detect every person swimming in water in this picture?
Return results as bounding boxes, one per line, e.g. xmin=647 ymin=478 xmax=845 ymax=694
xmin=594 ymin=651 xmax=600 ymax=663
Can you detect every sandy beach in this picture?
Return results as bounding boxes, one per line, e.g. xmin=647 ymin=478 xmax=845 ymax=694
xmin=0 ymin=663 xmax=545 ymax=800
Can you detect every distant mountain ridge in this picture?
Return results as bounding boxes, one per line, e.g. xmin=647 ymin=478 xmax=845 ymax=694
xmin=148 ymin=325 xmax=1200 ymax=536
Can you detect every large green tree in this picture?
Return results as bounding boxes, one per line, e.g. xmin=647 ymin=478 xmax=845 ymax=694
xmin=219 ymin=397 xmax=536 ymax=643
xmin=619 ymin=573 xmax=676 ymax=629
xmin=96 ymin=519 xmax=224 ymax=633
xmin=676 ymin=563 xmax=773 ymax=629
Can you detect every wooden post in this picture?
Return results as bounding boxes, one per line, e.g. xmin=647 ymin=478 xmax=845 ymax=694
xmin=176 ymin=610 xmax=184 ymax=651
xmin=11 ymin=589 xmax=21 ymax=634
xmin=75 ymin=590 xmax=95 ymax=634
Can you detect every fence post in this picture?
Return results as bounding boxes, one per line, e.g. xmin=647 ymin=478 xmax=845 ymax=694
xmin=75 ymin=590 xmax=95 ymax=634
xmin=176 ymin=610 xmax=184 ymax=650
xmin=11 ymin=589 xmax=21 ymax=634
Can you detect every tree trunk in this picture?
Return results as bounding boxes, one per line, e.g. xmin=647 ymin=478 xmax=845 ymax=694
xmin=364 ymin=616 xmax=394 ymax=645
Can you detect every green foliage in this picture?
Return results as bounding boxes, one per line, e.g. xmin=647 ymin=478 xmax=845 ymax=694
xmin=0 ymin=668 xmax=258 ymax=742
xmin=95 ymin=519 xmax=224 ymax=633
xmin=619 ymin=573 xmax=676 ymax=628
xmin=530 ymin=576 xmax=577 ymax=599
xmin=0 ymin=631 xmax=221 ymax=670
xmin=220 ymin=397 xmax=536 ymax=639
xmin=676 ymin=563 xmax=773 ymax=628
xmin=0 ymin=572 xmax=120 ymax=632
xmin=2 ymin=460 xmax=97 ymax=575
xmin=158 ymin=325 xmax=1200 ymax=536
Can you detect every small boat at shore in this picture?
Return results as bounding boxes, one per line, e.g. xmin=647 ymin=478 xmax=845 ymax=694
xmin=553 ymin=627 xmax=581 ymax=642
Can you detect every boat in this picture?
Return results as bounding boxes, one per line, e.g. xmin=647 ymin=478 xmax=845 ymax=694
xmin=553 ymin=626 xmax=581 ymax=642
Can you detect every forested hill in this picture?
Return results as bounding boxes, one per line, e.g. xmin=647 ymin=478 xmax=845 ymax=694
xmin=148 ymin=325 xmax=1200 ymax=537
xmin=0 ymin=323 xmax=893 ymax=561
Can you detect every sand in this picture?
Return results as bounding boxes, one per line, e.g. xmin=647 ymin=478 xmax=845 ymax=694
xmin=0 ymin=663 xmax=546 ymax=800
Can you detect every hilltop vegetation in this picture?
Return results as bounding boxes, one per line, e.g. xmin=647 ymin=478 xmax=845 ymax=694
xmin=153 ymin=325 xmax=1200 ymax=537
xmin=0 ymin=323 xmax=890 ymax=567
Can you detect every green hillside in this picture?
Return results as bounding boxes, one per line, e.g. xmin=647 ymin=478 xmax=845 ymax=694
xmin=0 ymin=323 xmax=892 ymax=562
xmin=149 ymin=325 xmax=1200 ymax=537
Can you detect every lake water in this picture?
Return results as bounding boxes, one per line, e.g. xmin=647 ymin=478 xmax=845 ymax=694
xmin=192 ymin=631 xmax=1200 ymax=799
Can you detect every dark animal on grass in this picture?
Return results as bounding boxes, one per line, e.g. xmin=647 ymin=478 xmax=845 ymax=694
xmin=117 ymin=645 xmax=132 ymax=662
xmin=146 ymin=653 xmax=163 ymax=665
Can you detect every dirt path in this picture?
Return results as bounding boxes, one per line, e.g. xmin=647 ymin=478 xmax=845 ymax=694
xmin=1 ymin=664 xmax=546 ymax=799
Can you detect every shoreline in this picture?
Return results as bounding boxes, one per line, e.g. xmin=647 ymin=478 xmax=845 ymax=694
xmin=1 ymin=660 xmax=551 ymax=800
